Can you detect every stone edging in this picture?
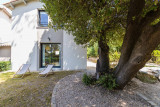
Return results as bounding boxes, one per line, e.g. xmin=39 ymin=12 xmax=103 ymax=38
xmin=51 ymin=81 xmax=58 ymax=107
xmin=136 ymin=92 xmax=158 ymax=107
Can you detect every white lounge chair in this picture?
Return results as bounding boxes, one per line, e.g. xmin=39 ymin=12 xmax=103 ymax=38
xmin=39 ymin=65 xmax=54 ymax=77
xmin=13 ymin=64 xmax=31 ymax=78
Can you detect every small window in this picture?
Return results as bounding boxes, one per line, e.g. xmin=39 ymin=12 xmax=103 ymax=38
xmin=39 ymin=10 xmax=48 ymax=27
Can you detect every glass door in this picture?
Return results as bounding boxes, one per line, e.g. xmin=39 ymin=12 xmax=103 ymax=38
xmin=41 ymin=43 xmax=61 ymax=68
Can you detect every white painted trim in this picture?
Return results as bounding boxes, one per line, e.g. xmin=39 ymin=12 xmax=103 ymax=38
xmin=10 ymin=3 xmax=14 ymax=9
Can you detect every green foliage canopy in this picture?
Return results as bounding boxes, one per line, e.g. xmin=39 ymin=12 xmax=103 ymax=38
xmin=42 ymin=0 xmax=160 ymax=50
xmin=42 ymin=0 xmax=128 ymax=46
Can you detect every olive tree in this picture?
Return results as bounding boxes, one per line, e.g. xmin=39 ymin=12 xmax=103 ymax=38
xmin=42 ymin=0 xmax=160 ymax=89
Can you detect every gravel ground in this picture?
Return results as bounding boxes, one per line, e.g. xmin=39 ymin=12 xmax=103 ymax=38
xmin=132 ymin=78 xmax=160 ymax=106
xmin=53 ymin=72 xmax=150 ymax=107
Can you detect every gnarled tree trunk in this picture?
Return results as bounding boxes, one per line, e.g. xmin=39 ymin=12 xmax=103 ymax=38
xmin=114 ymin=0 xmax=160 ymax=89
xmin=96 ymin=35 xmax=110 ymax=79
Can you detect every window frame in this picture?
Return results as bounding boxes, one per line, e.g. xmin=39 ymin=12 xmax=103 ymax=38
xmin=40 ymin=43 xmax=61 ymax=68
xmin=38 ymin=10 xmax=49 ymax=27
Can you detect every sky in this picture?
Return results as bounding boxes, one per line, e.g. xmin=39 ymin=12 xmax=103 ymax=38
xmin=0 ymin=0 xmax=10 ymax=4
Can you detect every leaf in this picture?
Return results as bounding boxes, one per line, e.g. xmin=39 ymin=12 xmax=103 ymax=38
xmin=115 ymin=0 xmax=119 ymax=4
xmin=154 ymin=0 xmax=159 ymax=5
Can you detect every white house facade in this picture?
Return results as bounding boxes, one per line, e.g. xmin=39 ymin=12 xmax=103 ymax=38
xmin=4 ymin=0 xmax=87 ymax=71
xmin=0 ymin=6 xmax=12 ymax=61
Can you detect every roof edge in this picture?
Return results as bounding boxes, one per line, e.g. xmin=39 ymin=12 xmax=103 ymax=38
xmin=0 ymin=7 xmax=11 ymax=18
xmin=3 ymin=0 xmax=39 ymax=10
xmin=3 ymin=0 xmax=19 ymax=5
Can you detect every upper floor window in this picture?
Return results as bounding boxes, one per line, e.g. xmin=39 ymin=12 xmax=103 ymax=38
xmin=39 ymin=10 xmax=48 ymax=27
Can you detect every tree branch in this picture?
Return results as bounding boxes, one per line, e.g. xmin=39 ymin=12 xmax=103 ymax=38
xmin=153 ymin=21 xmax=160 ymax=30
xmin=140 ymin=3 xmax=160 ymax=27
xmin=127 ymin=0 xmax=145 ymax=24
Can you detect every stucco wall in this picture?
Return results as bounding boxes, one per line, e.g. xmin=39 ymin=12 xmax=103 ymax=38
xmin=0 ymin=10 xmax=11 ymax=43
xmin=11 ymin=1 xmax=43 ymax=71
xmin=63 ymin=31 xmax=87 ymax=70
xmin=0 ymin=46 xmax=11 ymax=57
xmin=37 ymin=28 xmax=63 ymax=70
xmin=37 ymin=29 xmax=63 ymax=43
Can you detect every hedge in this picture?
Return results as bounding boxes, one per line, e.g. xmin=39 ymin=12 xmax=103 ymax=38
xmin=0 ymin=61 xmax=11 ymax=72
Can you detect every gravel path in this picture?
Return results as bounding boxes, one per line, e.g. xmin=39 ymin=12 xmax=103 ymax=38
xmin=132 ymin=78 xmax=160 ymax=106
xmin=52 ymin=72 xmax=150 ymax=107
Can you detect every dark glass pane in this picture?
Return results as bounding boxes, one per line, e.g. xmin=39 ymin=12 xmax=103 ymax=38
xmin=42 ymin=44 xmax=52 ymax=66
xmin=41 ymin=44 xmax=61 ymax=67
xmin=51 ymin=44 xmax=61 ymax=66
xmin=39 ymin=11 xmax=48 ymax=27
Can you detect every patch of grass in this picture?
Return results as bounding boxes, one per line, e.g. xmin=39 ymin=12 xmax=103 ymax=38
xmin=0 ymin=72 xmax=14 ymax=82
xmin=0 ymin=71 xmax=79 ymax=107
xmin=136 ymin=72 xmax=158 ymax=84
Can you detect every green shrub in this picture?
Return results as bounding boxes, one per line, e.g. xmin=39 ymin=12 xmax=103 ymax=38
xmin=82 ymin=73 xmax=96 ymax=85
xmin=109 ymin=51 xmax=120 ymax=62
xmin=82 ymin=73 xmax=117 ymax=90
xmin=96 ymin=74 xmax=117 ymax=90
xmin=152 ymin=50 xmax=160 ymax=63
xmin=0 ymin=61 xmax=11 ymax=72
xmin=87 ymin=42 xmax=98 ymax=58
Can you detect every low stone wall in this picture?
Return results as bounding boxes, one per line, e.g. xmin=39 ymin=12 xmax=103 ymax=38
xmin=0 ymin=57 xmax=10 ymax=61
